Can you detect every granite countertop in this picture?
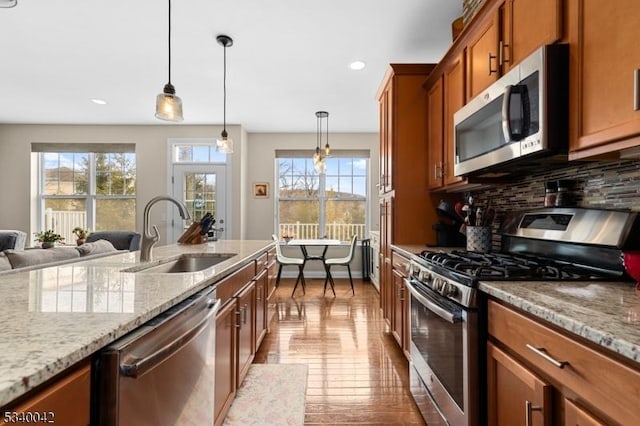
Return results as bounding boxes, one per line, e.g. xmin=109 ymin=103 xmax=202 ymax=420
xmin=0 ymin=240 xmax=273 ymax=407
xmin=480 ymin=280 xmax=640 ymax=365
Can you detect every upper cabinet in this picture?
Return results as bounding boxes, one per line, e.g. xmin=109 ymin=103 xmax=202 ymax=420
xmin=501 ymin=0 xmax=563 ymax=73
xmin=466 ymin=10 xmax=500 ymax=100
xmin=427 ymin=76 xmax=444 ymax=189
xmin=465 ymin=0 xmax=562 ymax=100
xmin=568 ymin=0 xmax=640 ymax=159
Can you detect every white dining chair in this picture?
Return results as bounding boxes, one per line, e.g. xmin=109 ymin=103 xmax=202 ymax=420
xmin=272 ymin=235 xmax=306 ymax=297
xmin=322 ymin=235 xmax=357 ymax=296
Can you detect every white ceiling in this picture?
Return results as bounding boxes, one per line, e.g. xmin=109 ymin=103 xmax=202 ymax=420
xmin=0 ymin=0 xmax=461 ymax=133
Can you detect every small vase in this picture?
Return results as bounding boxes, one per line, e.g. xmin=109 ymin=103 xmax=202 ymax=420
xmin=42 ymin=242 xmax=55 ymax=249
xmin=76 ymin=238 xmax=86 ymax=246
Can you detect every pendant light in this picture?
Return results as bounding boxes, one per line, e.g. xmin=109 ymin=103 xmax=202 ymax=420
xmin=155 ymin=0 xmax=184 ymax=122
xmin=216 ymin=34 xmax=234 ymax=154
xmin=313 ymin=111 xmax=329 ymax=174
xmin=0 ymin=0 xmax=18 ymax=8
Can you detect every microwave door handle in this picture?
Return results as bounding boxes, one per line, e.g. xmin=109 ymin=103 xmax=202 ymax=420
xmin=502 ymin=84 xmax=514 ymax=143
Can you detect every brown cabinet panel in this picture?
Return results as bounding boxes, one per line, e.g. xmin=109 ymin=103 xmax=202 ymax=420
xmin=236 ymin=281 xmax=256 ymax=386
xmin=489 ymin=300 xmax=640 ymax=425
xmin=0 ymin=363 xmax=90 ymax=426
xmin=444 ymin=53 xmax=467 ymax=186
xmin=564 ymin=398 xmax=606 ymax=426
xmin=214 ymin=300 xmax=237 ymax=426
xmin=503 ymin=0 xmax=562 ymax=73
xmin=427 ymin=76 xmax=444 ymax=189
xmin=254 ymin=268 xmax=268 ymax=348
xmin=466 ymin=13 xmax=499 ymax=99
xmin=569 ymin=0 xmax=640 ymax=157
xmin=488 ymin=342 xmax=552 ymax=425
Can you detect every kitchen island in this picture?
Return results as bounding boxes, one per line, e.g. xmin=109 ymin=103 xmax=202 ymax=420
xmin=0 ymin=240 xmax=273 ymax=408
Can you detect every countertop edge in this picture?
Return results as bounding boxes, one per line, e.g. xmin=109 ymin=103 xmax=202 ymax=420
xmin=0 ymin=240 xmax=274 ymax=408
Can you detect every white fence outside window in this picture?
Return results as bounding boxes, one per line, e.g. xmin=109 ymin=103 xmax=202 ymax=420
xmin=44 ymin=209 xmax=87 ymax=245
xmin=279 ymin=222 xmax=365 ymax=241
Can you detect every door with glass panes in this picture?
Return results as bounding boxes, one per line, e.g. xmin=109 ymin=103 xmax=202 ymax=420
xmin=171 ymin=165 xmax=226 ymax=243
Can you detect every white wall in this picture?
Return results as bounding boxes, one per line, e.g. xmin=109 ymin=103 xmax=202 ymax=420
xmin=0 ymin=125 xmax=379 ymax=251
xmin=244 ymin=132 xmax=380 ymax=240
xmin=0 ymin=124 xmax=242 ymax=245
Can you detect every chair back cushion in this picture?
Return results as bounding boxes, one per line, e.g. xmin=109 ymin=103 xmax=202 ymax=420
xmin=5 ymin=247 xmax=81 ymax=270
xmin=76 ymin=240 xmax=118 ymax=256
xmin=86 ymin=231 xmax=141 ymax=251
xmin=0 ymin=230 xmax=27 ymax=251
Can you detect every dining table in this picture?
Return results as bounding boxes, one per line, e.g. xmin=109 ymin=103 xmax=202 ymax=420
xmin=285 ymin=238 xmax=342 ymax=265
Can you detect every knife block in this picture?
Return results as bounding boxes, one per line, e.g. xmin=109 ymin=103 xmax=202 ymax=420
xmin=177 ymin=222 xmax=207 ymax=244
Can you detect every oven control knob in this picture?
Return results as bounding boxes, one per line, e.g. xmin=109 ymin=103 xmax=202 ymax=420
xmin=433 ymin=278 xmax=444 ymax=292
xmin=419 ymin=270 xmax=431 ymax=282
xmin=443 ymin=283 xmax=458 ymax=297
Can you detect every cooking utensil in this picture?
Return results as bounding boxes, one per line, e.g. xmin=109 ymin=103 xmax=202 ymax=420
xmin=437 ymin=200 xmax=463 ymax=223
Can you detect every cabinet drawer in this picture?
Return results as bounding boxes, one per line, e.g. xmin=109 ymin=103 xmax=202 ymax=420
xmin=488 ymin=300 xmax=640 ymax=425
xmin=0 ymin=362 xmax=90 ymax=426
xmin=216 ymin=261 xmax=256 ymax=306
xmin=391 ymin=252 xmax=410 ymax=276
xmin=256 ymin=252 xmax=269 ymax=273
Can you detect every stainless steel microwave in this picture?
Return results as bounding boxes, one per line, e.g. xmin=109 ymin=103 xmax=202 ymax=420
xmin=453 ymin=44 xmax=568 ymax=177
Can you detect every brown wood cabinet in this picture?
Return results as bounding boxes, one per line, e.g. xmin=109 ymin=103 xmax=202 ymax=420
xmin=0 ymin=362 xmax=90 ymax=426
xmin=466 ymin=10 xmax=500 ymax=100
xmin=501 ymin=0 xmax=563 ymax=74
xmin=214 ymin=255 xmax=270 ymax=426
xmin=568 ymin=0 xmax=640 ymax=159
xmin=390 ymin=250 xmax=411 ymax=359
xmin=444 ymin=53 xmax=467 ymax=186
xmin=487 ymin=342 xmax=552 ymax=425
xmin=376 ymin=64 xmax=438 ymax=327
xmin=488 ymin=300 xmax=640 ymax=425
xmin=564 ymin=398 xmax=606 ymax=426
xmin=427 ymin=76 xmax=444 ymax=189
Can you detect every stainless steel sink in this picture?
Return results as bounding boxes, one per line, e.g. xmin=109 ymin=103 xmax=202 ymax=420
xmin=124 ymin=253 xmax=236 ymax=274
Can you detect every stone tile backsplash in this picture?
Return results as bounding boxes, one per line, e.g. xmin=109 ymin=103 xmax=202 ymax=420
xmin=464 ymin=160 xmax=640 ymax=244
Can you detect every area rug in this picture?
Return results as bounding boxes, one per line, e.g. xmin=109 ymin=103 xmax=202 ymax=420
xmin=222 ymin=363 xmax=308 ymax=426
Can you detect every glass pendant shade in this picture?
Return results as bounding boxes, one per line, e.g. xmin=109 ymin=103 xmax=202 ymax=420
xmin=313 ymin=111 xmax=330 ymax=174
xmin=155 ymin=83 xmax=184 ymax=122
xmin=217 ymin=130 xmax=234 ymax=154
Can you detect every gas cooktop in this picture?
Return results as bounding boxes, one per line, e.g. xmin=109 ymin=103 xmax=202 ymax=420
xmin=419 ymin=250 xmax=621 ymax=282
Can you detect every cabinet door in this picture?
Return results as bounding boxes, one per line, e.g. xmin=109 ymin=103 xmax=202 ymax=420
xmin=236 ymin=281 xmax=256 ymax=386
xmin=0 ymin=363 xmax=90 ymax=426
xmin=444 ymin=53 xmax=466 ymax=185
xmin=487 ymin=342 xmax=552 ymax=425
xmin=564 ymin=399 xmax=606 ymax=426
xmin=390 ymin=268 xmax=405 ymax=349
xmin=214 ymin=300 xmax=238 ymax=426
xmin=379 ymin=196 xmax=394 ymax=323
xmin=570 ymin=0 xmax=640 ymax=155
xmin=427 ymin=76 xmax=444 ymax=189
xmin=254 ymin=268 xmax=268 ymax=348
xmin=466 ymin=12 xmax=499 ymax=100
xmin=379 ymin=82 xmax=394 ymax=193
xmin=502 ymin=0 xmax=562 ymax=72
xmin=266 ymin=259 xmax=278 ymax=330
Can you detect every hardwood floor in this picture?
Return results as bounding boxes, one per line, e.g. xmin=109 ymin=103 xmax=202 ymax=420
xmin=254 ymin=277 xmax=427 ymax=425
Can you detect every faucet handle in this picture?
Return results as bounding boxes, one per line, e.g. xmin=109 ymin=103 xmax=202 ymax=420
xmin=151 ymin=225 xmax=160 ymax=242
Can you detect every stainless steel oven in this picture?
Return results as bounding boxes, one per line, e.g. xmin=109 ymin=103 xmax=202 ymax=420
xmin=406 ymin=272 xmax=479 ymax=426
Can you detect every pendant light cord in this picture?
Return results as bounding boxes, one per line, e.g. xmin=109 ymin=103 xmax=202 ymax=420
xmin=223 ymin=41 xmax=227 ymax=133
xmin=167 ymin=0 xmax=172 ymax=85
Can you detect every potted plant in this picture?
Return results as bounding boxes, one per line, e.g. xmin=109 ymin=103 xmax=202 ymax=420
xmin=34 ymin=230 xmax=65 ymax=249
xmin=72 ymin=227 xmax=91 ymax=246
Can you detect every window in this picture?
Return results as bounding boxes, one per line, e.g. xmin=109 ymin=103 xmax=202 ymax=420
xmin=276 ymin=150 xmax=368 ymax=242
xmin=34 ymin=144 xmax=136 ymax=244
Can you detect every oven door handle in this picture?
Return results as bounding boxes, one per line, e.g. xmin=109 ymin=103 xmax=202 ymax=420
xmin=405 ymin=279 xmax=457 ymax=324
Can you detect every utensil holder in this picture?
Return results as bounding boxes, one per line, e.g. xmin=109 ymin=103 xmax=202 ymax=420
xmin=466 ymin=226 xmax=491 ymax=252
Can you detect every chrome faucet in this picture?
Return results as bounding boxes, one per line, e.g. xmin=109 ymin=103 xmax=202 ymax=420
xmin=140 ymin=196 xmax=191 ymax=262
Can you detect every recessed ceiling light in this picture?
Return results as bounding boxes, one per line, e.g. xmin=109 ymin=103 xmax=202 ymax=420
xmin=349 ymin=61 xmax=366 ymax=71
xmin=91 ymin=98 xmax=107 ymax=105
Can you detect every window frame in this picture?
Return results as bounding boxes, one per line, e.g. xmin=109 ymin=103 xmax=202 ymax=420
xmin=37 ymin=151 xmax=137 ymax=236
xmin=275 ymin=151 xmax=369 ymax=241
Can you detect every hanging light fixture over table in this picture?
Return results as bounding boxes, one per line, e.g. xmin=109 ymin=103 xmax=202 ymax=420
xmin=216 ymin=34 xmax=234 ymax=154
xmin=155 ymin=0 xmax=184 ymax=122
xmin=313 ymin=111 xmax=330 ymax=174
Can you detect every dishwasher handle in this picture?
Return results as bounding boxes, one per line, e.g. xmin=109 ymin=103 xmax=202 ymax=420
xmin=120 ymin=298 xmax=221 ymax=378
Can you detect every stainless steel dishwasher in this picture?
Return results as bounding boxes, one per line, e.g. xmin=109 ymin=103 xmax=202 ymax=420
xmin=93 ymin=286 xmax=221 ymax=426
